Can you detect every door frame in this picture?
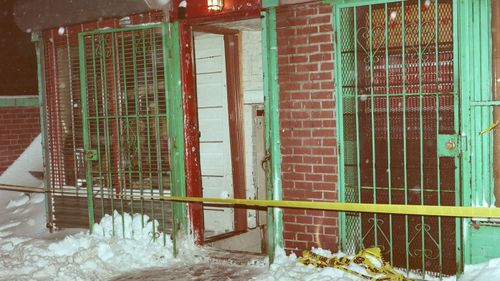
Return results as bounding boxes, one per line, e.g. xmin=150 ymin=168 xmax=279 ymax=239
xmin=176 ymin=7 xmax=283 ymax=260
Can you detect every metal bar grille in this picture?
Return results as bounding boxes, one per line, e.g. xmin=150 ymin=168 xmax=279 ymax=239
xmin=41 ymin=13 xmax=165 ymax=230
xmin=336 ymin=0 xmax=458 ymax=277
xmin=79 ymin=24 xmax=173 ymax=239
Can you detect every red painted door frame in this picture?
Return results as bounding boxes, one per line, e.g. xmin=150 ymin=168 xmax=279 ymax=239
xmin=179 ymin=22 xmax=205 ymax=245
xmin=176 ymin=4 xmax=262 ymax=244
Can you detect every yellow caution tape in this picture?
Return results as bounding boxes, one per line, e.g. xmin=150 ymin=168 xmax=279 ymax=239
xmin=299 ymin=247 xmax=412 ymax=281
xmin=2 ymin=182 xmax=500 ymax=219
xmin=479 ymin=119 xmax=500 ymax=135
xmin=163 ymin=196 xmax=500 ymax=219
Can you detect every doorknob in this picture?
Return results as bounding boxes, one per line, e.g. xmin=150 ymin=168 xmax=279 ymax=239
xmin=84 ymin=149 xmax=98 ymax=161
xmin=445 ymin=140 xmax=457 ymax=151
xmin=85 ymin=150 xmax=94 ymax=159
xmin=437 ymin=134 xmax=460 ymax=157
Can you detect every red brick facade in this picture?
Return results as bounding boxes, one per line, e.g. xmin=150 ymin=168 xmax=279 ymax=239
xmin=277 ymin=1 xmax=339 ymax=253
xmin=0 ymin=107 xmax=40 ymax=174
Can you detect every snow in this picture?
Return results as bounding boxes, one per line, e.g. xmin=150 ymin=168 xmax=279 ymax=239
xmin=2 ymin=136 xmax=500 ymax=280
xmin=6 ymin=194 xmax=30 ymax=209
xmin=0 ymin=212 xmax=174 ymax=281
xmin=390 ymin=11 xmax=397 ymax=20
xmin=0 ymin=134 xmax=46 ymax=237
xmin=0 ymin=134 xmax=43 ymax=197
xmin=253 ymin=248 xmax=357 ymax=281
xmin=252 ymin=248 xmax=500 ymax=281
xmin=457 ymin=259 xmax=500 ymax=281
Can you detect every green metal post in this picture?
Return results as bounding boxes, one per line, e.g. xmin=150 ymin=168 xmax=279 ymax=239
xmin=98 ymin=33 xmax=116 ymax=234
xmin=455 ymin=0 xmax=469 ymax=271
xmin=400 ymin=2 xmax=410 ymax=272
xmin=434 ymin=0 xmax=444 ymax=276
xmin=262 ymin=7 xmax=283 ymax=263
xmin=383 ymin=3 xmax=393 ymax=265
xmin=92 ymin=34 xmax=106 ymax=230
xmin=416 ymin=1 xmax=426 ymax=275
xmin=353 ymin=7 xmax=363 ymax=252
xmin=333 ymin=2 xmax=347 ymax=253
xmin=78 ymin=33 xmax=96 ymax=232
xmin=164 ymin=22 xmax=187 ymax=256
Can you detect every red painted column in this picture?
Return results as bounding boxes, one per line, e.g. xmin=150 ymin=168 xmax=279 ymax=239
xmin=179 ymin=22 xmax=204 ymax=244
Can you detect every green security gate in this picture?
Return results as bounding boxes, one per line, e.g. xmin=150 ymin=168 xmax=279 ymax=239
xmin=334 ymin=0 xmax=460 ymax=276
xmin=78 ymin=23 xmax=186 ymax=247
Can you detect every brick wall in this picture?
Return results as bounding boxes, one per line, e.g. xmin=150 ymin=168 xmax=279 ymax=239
xmin=276 ymin=1 xmax=339 ymax=253
xmin=0 ymin=107 xmax=40 ymax=174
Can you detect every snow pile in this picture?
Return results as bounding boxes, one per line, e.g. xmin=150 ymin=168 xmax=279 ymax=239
xmin=92 ymin=210 xmax=166 ymax=242
xmin=0 ymin=192 xmax=46 ymax=238
xmin=0 ymin=211 xmax=174 ymax=281
xmin=0 ymin=134 xmax=46 ymax=237
xmin=6 ymin=194 xmax=31 ymax=209
xmin=0 ymin=134 xmax=43 ymax=200
xmin=457 ymin=258 xmax=500 ymax=281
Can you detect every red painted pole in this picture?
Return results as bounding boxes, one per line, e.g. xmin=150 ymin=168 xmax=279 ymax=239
xmin=179 ymin=22 xmax=204 ymax=245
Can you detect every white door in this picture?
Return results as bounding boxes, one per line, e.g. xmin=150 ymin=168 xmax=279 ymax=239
xmin=194 ymin=32 xmax=234 ymax=235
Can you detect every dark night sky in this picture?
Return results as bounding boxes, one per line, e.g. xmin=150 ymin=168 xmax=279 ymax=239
xmin=0 ymin=0 xmax=37 ymax=96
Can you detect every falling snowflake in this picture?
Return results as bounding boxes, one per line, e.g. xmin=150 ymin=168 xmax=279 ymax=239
xmin=390 ymin=11 xmax=397 ymax=21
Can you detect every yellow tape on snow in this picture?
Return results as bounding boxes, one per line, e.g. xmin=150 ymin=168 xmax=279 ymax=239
xmin=299 ymin=247 xmax=412 ymax=281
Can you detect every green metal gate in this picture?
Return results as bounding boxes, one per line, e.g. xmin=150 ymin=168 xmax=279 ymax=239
xmin=334 ymin=0 xmax=460 ymax=277
xmin=78 ymin=23 xmax=186 ymax=247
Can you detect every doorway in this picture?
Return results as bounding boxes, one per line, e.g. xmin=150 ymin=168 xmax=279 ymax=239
xmin=192 ymin=19 xmax=267 ymax=253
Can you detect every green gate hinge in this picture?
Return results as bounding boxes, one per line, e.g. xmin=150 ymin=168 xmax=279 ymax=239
xmin=84 ymin=149 xmax=98 ymax=161
xmin=437 ymin=134 xmax=460 ymax=157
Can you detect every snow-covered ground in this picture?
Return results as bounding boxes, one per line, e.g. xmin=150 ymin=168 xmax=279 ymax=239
xmin=0 ymin=212 xmax=175 ymax=281
xmin=2 ymin=136 xmax=500 ymax=280
xmin=0 ymin=134 xmax=46 ymax=237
